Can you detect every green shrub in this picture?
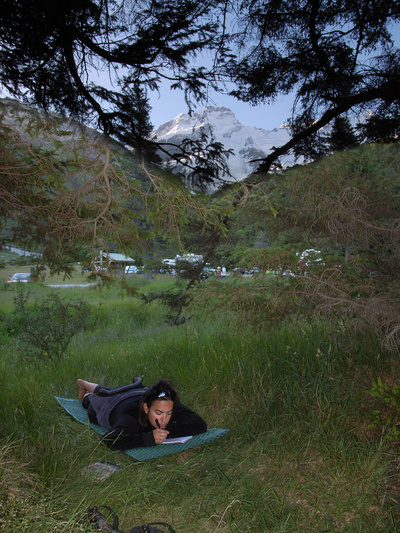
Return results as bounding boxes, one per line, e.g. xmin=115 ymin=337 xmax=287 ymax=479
xmin=368 ymin=376 xmax=400 ymax=439
xmin=3 ymin=288 xmax=90 ymax=360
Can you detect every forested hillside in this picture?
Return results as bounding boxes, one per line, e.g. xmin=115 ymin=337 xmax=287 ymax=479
xmin=0 ymin=98 xmax=209 ymax=274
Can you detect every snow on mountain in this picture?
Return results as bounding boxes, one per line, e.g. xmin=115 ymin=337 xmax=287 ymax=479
xmin=151 ymin=106 xmax=294 ymax=189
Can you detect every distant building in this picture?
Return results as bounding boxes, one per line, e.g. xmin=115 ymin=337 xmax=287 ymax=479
xmin=94 ymin=251 xmax=135 ymax=275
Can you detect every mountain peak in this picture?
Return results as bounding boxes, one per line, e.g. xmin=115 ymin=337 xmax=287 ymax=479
xmin=153 ymin=106 xmax=239 ymax=138
xmin=151 ymin=106 xmax=294 ymax=189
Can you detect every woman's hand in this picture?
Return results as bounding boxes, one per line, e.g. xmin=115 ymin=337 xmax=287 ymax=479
xmin=153 ymin=428 xmax=169 ymax=444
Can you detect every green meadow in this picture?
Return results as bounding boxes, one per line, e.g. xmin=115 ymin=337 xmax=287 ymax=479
xmin=0 ymin=259 xmax=399 ymax=532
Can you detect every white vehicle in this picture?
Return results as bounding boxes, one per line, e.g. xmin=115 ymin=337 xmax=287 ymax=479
xmin=125 ymin=266 xmax=138 ymax=274
xmin=162 ymin=259 xmax=176 ymax=267
xmin=7 ymin=272 xmax=31 ymax=283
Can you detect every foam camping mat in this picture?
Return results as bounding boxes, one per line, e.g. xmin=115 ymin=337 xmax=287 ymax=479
xmin=55 ymin=397 xmax=229 ymax=462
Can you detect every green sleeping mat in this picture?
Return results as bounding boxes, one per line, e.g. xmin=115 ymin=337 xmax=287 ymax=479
xmin=55 ymin=396 xmax=229 ymax=462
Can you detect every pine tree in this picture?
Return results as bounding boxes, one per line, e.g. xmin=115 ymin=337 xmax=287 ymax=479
xmin=226 ymin=0 xmax=400 ymax=172
xmin=327 ymin=117 xmax=359 ymax=152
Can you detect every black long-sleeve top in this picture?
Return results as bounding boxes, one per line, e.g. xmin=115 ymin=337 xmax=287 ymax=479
xmin=101 ymin=398 xmax=207 ymax=451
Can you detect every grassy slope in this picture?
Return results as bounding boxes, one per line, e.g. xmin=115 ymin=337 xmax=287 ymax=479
xmin=2 ymin=140 xmax=400 ymax=530
xmin=0 ymin=262 xmax=399 ymax=532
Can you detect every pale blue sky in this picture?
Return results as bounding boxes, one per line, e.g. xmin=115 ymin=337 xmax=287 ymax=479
xmin=2 ymin=23 xmax=398 ymax=134
xmin=149 ymin=23 xmax=400 ymax=131
xmin=148 ymin=79 xmax=295 ymax=131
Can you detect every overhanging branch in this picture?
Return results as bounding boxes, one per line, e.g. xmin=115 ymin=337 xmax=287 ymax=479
xmin=253 ymin=85 xmax=395 ymax=175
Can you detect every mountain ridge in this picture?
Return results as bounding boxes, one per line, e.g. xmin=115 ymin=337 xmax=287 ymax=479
xmin=1 ymin=97 xmax=294 ymax=190
xmin=151 ymin=106 xmax=295 ymax=188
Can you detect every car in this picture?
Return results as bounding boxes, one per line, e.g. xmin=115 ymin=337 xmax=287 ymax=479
xmin=125 ymin=266 xmax=138 ymax=274
xmin=7 ymin=272 xmax=31 ymax=283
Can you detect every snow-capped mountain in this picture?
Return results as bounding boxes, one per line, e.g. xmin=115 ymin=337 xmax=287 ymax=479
xmin=151 ymin=106 xmax=295 ymax=189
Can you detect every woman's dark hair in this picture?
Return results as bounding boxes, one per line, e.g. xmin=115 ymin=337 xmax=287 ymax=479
xmin=139 ymin=379 xmax=178 ymax=428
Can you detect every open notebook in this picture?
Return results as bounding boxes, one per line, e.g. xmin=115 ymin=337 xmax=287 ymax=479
xmin=162 ymin=435 xmax=192 ymax=444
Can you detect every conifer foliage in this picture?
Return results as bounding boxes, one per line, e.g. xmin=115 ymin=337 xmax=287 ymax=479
xmin=1 ymin=0 xmax=400 ymax=266
xmin=227 ymin=0 xmax=400 ymax=171
xmin=1 ymin=0 xmax=399 ymax=171
xmin=0 ymin=0 xmax=222 ymax=155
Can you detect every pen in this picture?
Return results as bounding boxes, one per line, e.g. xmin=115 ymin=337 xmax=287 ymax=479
xmin=156 ymin=419 xmax=160 ymax=428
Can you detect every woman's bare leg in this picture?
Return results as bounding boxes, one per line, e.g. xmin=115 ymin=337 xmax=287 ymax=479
xmin=77 ymin=379 xmax=98 ymax=401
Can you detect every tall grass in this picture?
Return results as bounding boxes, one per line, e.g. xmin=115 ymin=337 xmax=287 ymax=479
xmin=0 ymin=277 xmax=398 ymax=532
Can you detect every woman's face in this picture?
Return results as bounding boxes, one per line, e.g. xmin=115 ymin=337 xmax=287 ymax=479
xmin=144 ymin=399 xmax=174 ymax=429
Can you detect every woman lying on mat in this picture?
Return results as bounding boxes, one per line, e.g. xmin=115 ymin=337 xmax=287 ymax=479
xmin=77 ymin=377 xmax=207 ymax=450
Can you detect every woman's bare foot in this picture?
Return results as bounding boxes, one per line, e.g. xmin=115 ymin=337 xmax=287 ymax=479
xmin=77 ymin=379 xmax=98 ymax=401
